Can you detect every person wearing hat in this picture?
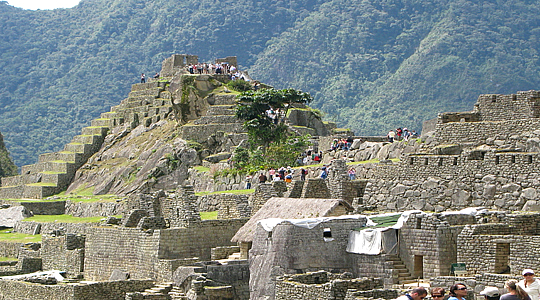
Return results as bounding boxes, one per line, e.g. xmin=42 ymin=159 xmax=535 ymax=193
xmin=396 ymin=287 xmax=428 ymax=300
xmin=480 ymin=287 xmax=501 ymax=300
xmin=519 ymin=269 xmax=540 ymax=300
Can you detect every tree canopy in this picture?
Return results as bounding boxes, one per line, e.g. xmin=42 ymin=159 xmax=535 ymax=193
xmin=235 ymin=88 xmax=312 ymax=147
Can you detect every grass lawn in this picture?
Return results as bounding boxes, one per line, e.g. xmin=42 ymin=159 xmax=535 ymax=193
xmin=22 ymin=214 xmax=111 ymax=223
xmin=0 ymin=256 xmax=18 ymax=262
xmin=193 ymin=166 xmax=210 ymax=172
xmin=200 ymin=211 xmax=218 ymax=220
xmin=0 ymin=229 xmax=41 ymax=243
xmin=195 ymin=189 xmax=254 ymax=196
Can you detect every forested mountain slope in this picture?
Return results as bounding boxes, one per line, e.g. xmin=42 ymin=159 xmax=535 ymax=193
xmin=2 ymin=0 xmax=540 ymax=166
xmin=252 ymin=0 xmax=540 ymax=134
xmin=0 ymin=0 xmax=324 ymax=166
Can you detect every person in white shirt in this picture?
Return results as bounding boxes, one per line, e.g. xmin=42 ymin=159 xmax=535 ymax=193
xmin=519 ymin=269 xmax=540 ymax=300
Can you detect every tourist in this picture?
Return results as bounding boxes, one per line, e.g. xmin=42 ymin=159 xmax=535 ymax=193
xmin=519 ymin=269 xmax=540 ymax=300
xmin=278 ymin=167 xmax=286 ymax=179
xmin=331 ymin=139 xmax=338 ymax=151
xmin=396 ymin=128 xmax=403 ymax=141
xmin=285 ymin=172 xmax=292 ymax=183
xmin=140 ymin=73 xmax=145 ymax=83
xmin=272 ymin=175 xmax=281 ymax=181
xmin=480 ymin=287 xmax=501 ymax=300
xmin=396 ymin=287 xmax=428 ymax=300
xmin=448 ymin=283 xmax=468 ymax=300
xmin=502 ymin=279 xmax=531 ymax=300
xmin=320 ymin=166 xmax=328 ymax=179
xmin=346 ymin=136 xmax=354 ymax=150
xmin=268 ymin=168 xmax=275 ymax=180
xmin=348 ymin=167 xmax=356 ymax=180
xmin=431 ymin=287 xmax=446 ymax=300
xmin=153 ymin=72 xmax=160 ymax=79
xmin=387 ymin=130 xmax=396 ymax=143
xmin=300 ymin=168 xmax=307 ymax=180
xmin=245 ymin=175 xmax=252 ymax=189
xmin=258 ymin=173 xmax=267 ymax=183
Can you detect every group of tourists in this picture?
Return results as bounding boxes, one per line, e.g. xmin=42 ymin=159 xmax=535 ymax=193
xmin=398 ymin=269 xmax=540 ymax=300
xmin=301 ymin=150 xmax=324 ymax=165
xmin=187 ymin=63 xmax=236 ymax=75
xmin=387 ymin=127 xmax=418 ymax=143
xmin=140 ymin=72 xmax=160 ymax=83
xmin=331 ymin=137 xmax=354 ymax=151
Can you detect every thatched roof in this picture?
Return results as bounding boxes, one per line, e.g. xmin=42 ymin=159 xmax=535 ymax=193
xmin=231 ymin=197 xmax=353 ymax=243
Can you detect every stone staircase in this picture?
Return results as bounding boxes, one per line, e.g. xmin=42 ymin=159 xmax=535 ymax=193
xmin=126 ymin=282 xmax=186 ymax=300
xmin=385 ymin=255 xmax=415 ymax=284
xmin=0 ymin=81 xmax=174 ymax=200
xmin=180 ymin=94 xmax=247 ymax=145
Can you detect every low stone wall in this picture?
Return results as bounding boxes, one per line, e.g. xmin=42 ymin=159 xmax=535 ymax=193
xmin=275 ymin=272 xmax=383 ymax=300
xmin=14 ymin=221 xmax=97 ymax=235
xmin=0 ymin=279 xmax=154 ymax=300
xmin=0 ymin=200 xmax=65 ymax=215
xmin=211 ymin=246 xmax=240 ymax=260
xmin=0 ymin=241 xmax=22 ymax=258
xmin=207 ymin=261 xmax=250 ymax=300
xmin=65 ymin=200 xmax=125 ymax=218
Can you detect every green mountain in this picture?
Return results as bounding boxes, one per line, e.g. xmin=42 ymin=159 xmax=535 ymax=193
xmin=252 ymin=0 xmax=540 ymax=134
xmin=2 ymin=0 xmax=540 ymax=166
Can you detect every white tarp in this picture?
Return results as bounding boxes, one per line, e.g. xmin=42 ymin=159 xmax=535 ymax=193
xmin=346 ymin=210 xmax=423 ymax=255
xmin=258 ymin=214 xmax=368 ymax=232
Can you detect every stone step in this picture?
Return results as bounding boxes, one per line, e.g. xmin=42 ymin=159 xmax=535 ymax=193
xmin=100 ymin=112 xmax=119 ymax=119
xmin=63 ymin=143 xmax=93 ymax=154
xmin=206 ymin=105 xmax=236 ymax=116
xmin=71 ymin=134 xmax=104 ymax=145
xmin=153 ymin=98 xmax=173 ymax=107
xmin=130 ymin=81 xmax=166 ymax=91
xmin=211 ymin=94 xmax=237 ymax=105
xmin=91 ymin=118 xmax=114 ymax=127
xmin=180 ymin=123 xmax=245 ymax=143
xmin=81 ymin=126 xmax=110 ymax=136
xmin=21 ymin=161 xmax=78 ymax=175
xmin=23 ymin=184 xmax=59 ymax=199
xmin=0 ymin=186 xmax=24 ymax=199
xmin=128 ymin=88 xmax=162 ymax=98
xmin=38 ymin=151 xmax=84 ymax=164
xmin=227 ymin=252 xmax=242 ymax=260
xmin=193 ymin=115 xmax=239 ymax=125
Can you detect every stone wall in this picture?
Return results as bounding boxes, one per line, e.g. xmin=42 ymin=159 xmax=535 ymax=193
xmin=14 ymin=221 xmax=95 ymax=235
xmin=0 ymin=279 xmax=154 ymax=300
xmin=84 ymin=219 xmax=247 ymax=281
xmin=434 ymin=118 xmax=540 ymax=147
xmin=65 ymin=200 xmax=125 ymax=218
xmin=249 ymin=217 xmax=367 ymax=300
xmin=0 ymin=241 xmax=22 ymax=258
xmin=457 ymin=221 xmax=540 ymax=276
xmin=0 ymin=200 xmax=66 ymax=215
xmin=274 ymin=271 xmax=383 ymax=300
xmin=84 ymin=227 xmax=161 ymax=281
xmin=41 ymin=234 xmax=85 ymax=277
xmin=217 ymin=194 xmax=251 ymax=219
xmin=361 ymin=151 xmax=540 ymax=212
xmin=475 ymin=91 xmax=540 ymax=122
xmin=207 ymin=261 xmax=250 ymax=300
xmin=158 ymin=219 xmax=247 ymax=261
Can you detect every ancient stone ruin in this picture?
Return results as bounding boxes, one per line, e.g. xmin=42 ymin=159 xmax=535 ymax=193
xmin=0 ymin=54 xmax=539 ymax=299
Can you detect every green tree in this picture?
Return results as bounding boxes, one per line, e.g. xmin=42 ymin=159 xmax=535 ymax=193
xmin=235 ymin=88 xmax=312 ymax=147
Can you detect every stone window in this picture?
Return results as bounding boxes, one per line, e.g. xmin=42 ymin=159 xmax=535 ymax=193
xmin=438 ymin=157 xmax=443 ymax=166
xmin=528 ymin=155 xmax=533 ymax=163
xmin=410 ymin=157 xmax=415 ymax=165
xmin=453 ymin=157 xmax=458 ymax=165
xmin=511 ymin=156 xmax=516 ymax=163
xmin=323 ymin=228 xmax=334 ymax=242
xmin=424 ymin=158 xmax=429 ymax=165
xmin=495 ymin=243 xmax=510 ymax=274
xmin=495 ymin=156 xmax=500 ymax=164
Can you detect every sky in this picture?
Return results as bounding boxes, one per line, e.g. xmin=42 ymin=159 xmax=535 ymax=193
xmin=6 ymin=0 xmax=80 ymax=10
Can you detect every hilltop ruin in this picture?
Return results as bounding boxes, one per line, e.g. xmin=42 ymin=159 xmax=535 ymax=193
xmin=0 ymin=54 xmax=539 ymax=299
